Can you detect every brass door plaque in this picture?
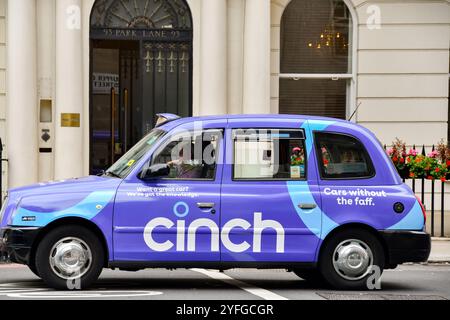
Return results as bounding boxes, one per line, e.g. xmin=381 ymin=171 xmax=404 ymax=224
xmin=61 ymin=113 xmax=80 ymax=127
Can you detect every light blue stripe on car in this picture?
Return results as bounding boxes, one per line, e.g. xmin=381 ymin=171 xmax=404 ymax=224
xmin=287 ymin=181 xmax=339 ymax=240
xmin=387 ymin=201 xmax=425 ymax=230
xmin=303 ymin=120 xmax=334 ymax=154
xmin=11 ymin=190 xmax=116 ymax=227
xmin=286 ymin=120 xmax=339 ymax=240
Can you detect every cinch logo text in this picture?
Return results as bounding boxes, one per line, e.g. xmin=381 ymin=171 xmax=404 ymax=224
xmin=143 ymin=213 xmax=285 ymax=253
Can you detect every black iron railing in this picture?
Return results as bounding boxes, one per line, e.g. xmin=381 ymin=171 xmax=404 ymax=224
xmin=403 ymin=177 xmax=446 ymax=237
xmin=385 ymin=144 xmax=448 ymax=237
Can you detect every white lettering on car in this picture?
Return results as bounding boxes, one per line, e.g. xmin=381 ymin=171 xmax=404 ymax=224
xmin=143 ymin=213 xmax=285 ymax=253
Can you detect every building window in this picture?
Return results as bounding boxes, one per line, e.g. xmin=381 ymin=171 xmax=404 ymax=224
xmin=279 ymin=0 xmax=354 ymax=119
xmin=448 ymin=51 xmax=450 ymax=145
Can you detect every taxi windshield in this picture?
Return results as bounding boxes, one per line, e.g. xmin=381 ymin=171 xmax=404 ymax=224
xmin=105 ymin=129 xmax=166 ymax=179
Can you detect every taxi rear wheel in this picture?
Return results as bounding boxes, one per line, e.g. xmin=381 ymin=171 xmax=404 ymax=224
xmin=27 ymin=262 xmax=40 ymax=278
xmin=35 ymin=225 xmax=104 ymax=290
xmin=319 ymin=229 xmax=385 ymax=290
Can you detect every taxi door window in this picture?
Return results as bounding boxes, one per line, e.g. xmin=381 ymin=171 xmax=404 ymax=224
xmin=315 ymin=132 xmax=375 ymax=179
xmin=151 ymin=130 xmax=223 ymax=180
xmin=233 ymin=129 xmax=306 ymax=180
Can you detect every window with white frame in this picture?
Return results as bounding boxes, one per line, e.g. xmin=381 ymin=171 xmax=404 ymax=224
xmin=279 ymin=0 xmax=354 ymax=119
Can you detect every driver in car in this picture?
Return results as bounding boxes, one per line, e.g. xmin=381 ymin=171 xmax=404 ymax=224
xmin=167 ymin=144 xmax=203 ymax=179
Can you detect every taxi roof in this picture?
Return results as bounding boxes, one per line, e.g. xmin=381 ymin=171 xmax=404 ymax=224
xmin=157 ymin=114 xmax=352 ymax=131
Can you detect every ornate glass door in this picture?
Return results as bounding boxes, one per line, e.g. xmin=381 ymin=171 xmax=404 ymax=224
xmin=141 ymin=42 xmax=191 ymax=122
xmin=89 ymin=0 xmax=193 ymax=174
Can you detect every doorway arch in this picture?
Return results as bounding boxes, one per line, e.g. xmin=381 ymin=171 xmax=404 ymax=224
xmin=89 ymin=0 xmax=193 ymax=174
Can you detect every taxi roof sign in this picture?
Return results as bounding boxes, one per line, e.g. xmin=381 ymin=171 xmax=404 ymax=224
xmin=155 ymin=113 xmax=181 ymax=127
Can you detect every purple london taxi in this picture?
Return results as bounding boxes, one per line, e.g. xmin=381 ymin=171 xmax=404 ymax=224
xmin=0 ymin=114 xmax=430 ymax=290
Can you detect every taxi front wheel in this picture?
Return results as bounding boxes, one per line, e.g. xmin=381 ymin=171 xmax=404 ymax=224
xmin=319 ymin=229 xmax=385 ymax=290
xmin=35 ymin=225 xmax=104 ymax=290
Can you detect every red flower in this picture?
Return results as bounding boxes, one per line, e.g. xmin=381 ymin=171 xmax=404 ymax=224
xmin=400 ymin=158 xmax=405 ymax=164
xmin=435 ymin=168 xmax=440 ymax=173
xmin=392 ymin=156 xmax=398 ymax=162
xmin=409 ymin=172 xmax=416 ymax=178
xmin=427 ymin=176 xmax=433 ymax=180
xmin=447 ymin=160 xmax=450 ymax=167
xmin=441 ymin=177 xmax=447 ymax=182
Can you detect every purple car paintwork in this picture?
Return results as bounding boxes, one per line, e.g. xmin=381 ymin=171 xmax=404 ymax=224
xmin=0 ymin=114 xmax=431 ymax=289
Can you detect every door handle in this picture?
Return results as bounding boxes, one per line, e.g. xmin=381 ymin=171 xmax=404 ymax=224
xmin=298 ymin=203 xmax=317 ymax=210
xmin=197 ymin=202 xmax=215 ymax=209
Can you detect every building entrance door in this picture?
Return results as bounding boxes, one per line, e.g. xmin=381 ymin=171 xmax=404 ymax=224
xmin=89 ymin=0 xmax=193 ymax=175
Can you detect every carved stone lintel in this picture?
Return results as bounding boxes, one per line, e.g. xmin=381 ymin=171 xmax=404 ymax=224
xmin=91 ymin=0 xmax=192 ymax=30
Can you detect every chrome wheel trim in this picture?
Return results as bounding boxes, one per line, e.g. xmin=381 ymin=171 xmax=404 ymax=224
xmin=49 ymin=237 xmax=92 ymax=280
xmin=332 ymin=239 xmax=374 ymax=281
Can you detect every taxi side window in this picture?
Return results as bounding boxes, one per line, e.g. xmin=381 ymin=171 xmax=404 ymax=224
xmin=233 ymin=129 xmax=306 ymax=180
xmin=315 ymin=132 xmax=375 ymax=179
xmin=151 ymin=130 xmax=222 ymax=180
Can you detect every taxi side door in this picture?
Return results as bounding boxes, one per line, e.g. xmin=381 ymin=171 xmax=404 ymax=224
xmin=113 ymin=120 xmax=226 ymax=262
xmin=220 ymin=119 xmax=323 ymax=263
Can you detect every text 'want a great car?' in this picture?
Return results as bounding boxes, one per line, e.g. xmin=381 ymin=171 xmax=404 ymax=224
xmin=0 ymin=114 xmax=430 ymax=290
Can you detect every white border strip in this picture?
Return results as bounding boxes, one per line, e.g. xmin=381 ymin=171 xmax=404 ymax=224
xmin=191 ymin=268 xmax=288 ymax=300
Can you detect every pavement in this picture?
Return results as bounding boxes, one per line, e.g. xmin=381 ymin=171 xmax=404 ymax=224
xmin=428 ymin=238 xmax=450 ymax=263
xmin=0 ymin=264 xmax=449 ymax=300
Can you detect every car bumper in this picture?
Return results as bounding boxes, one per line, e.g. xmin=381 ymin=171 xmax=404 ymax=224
xmin=380 ymin=230 xmax=431 ymax=265
xmin=0 ymin=227 xmax=41 ymax=265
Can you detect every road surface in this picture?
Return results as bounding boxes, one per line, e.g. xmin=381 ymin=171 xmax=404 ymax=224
xmin=0 ymin=263 xmax=449 ymax=300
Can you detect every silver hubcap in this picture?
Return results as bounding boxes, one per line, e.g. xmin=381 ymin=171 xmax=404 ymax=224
xmin=49 ymin=237 xmax=92 ymax=280
xmin=332 ymin=239 xmax=373 ymax=281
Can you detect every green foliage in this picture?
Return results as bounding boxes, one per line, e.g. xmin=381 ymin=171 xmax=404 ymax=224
xmin=387 ymin=139 xmax=449 ymax=181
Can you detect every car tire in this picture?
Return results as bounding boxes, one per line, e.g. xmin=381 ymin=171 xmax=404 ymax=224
xmin=319 ymin=229 xmax=385 ymax=290
xmin=293 ymin=269 xmax=325 ymax=284
xmin=35 ymin=225 xmax=104 ymax=290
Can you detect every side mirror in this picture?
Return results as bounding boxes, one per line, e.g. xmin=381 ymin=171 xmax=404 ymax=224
xmin=140 ymin=163 xmax=170 ymax=180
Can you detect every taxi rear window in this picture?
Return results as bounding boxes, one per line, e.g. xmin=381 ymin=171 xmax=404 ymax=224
xmin=315 ymin=132 xmax=375 ymax=180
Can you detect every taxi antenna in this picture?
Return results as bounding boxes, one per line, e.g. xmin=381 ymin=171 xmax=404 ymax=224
xmin=347 ymin=101 xmax=362 ymax=122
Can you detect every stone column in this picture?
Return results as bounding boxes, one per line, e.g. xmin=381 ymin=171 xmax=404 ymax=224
xmin=199 ymin=0 xmax=227 ymax=116
xmin=82 ymin=0 xmax=95 ymax=176
xmin=243 ymin=0 xmax=271 ymax=114
xmin=37 ymin=0 xmax=55 ymax=182
xmin=54 ymin=0 xmax=84 ymax=179
xmin=227 ymin=0 xmax=245 ymax=115
xmin=6 ymin=0 xmax=39 ymax=187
